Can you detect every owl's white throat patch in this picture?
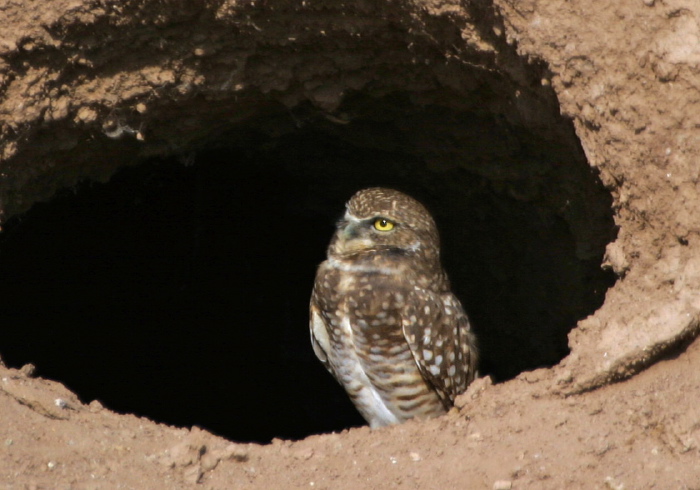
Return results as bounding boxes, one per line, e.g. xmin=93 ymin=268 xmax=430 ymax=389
xmin=327 ymin=256 xmax=399 ymax=275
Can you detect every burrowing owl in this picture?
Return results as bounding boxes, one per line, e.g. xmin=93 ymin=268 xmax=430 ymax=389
xmin=310 ymin=187 xmax=478 ymax=428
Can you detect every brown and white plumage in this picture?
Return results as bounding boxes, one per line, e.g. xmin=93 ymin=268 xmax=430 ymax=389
xmin=310 ymin=187 xmax=478 ymax=428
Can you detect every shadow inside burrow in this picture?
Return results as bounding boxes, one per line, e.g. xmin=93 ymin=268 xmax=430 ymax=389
xmin=0 ymin=94 xmax=617 ymax=442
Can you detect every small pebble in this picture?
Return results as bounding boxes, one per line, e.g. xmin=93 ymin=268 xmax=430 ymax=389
xmin=89 ymin=400 xmax=104 ymax=412
xmin=19 ymin=364 xmax=36 ymax=377
xmin=494 ymin=481 xmax=512 ymax=490
xmin=183 ymin=465 xmax=202 ymax=484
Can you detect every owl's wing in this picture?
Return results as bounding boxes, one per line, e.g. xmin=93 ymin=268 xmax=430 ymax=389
xmin=309 ymin=302 xmax=332 ymax=373
xmin=401 ymin=289 xmax=478 ymax=407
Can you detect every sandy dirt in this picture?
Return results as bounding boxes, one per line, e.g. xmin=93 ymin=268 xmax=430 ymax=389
xmin=2 ymin=338 xmax=700 ymax=488
xmin=1 ymin=0 xmax=700 ymax=488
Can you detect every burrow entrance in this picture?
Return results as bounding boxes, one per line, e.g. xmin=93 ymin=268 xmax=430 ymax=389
xmin=0 ymin=87 xmax=616 ymax=442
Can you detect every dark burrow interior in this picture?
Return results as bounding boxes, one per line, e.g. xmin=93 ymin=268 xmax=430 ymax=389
xmin=0 ymin=92 xmax=617 ymax=443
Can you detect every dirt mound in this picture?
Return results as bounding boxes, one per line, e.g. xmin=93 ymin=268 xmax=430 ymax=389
xmin=1 ymin=0 xmax=699 ymax=487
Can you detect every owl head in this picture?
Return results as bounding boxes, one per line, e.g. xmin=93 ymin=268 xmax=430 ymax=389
xmin=328 ymin=188 xmax=440 ymax=260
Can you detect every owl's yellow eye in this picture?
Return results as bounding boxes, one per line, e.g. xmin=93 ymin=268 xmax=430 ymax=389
xmin=373 ymin=218 xmax=395 ymax=232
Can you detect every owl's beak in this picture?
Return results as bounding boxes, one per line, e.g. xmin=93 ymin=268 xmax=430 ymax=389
xmin=337 ymin=216 xmax=373 ymax=253
xmin=342 ymin=220 xmax=360 ymax=239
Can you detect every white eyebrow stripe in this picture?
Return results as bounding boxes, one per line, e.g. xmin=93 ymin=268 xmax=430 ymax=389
xmin=344 ymin=211 xmax=361 ymax=222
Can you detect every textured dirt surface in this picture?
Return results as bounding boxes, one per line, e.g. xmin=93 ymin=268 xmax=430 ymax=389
xmin=3 ymin=338 xmax=700 ymax=488
xmin=1 ymin=0 xmax=700 ymax=488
